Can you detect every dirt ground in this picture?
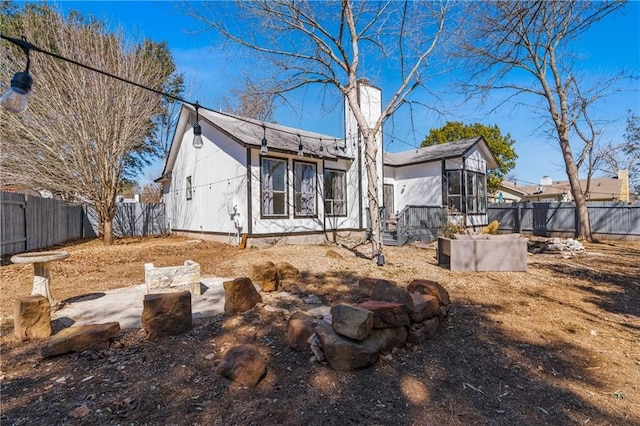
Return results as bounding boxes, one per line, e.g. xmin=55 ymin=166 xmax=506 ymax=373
xmin=1 ymin=235 xmax=638 ymax=425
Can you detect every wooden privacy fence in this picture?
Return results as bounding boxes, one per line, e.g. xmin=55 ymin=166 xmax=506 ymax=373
xmin=1 ymin=192 xmax=166 ymax=256
xmin=1 ymin=191 xmax=84 ymax=256
xmin=487 ymin=202 xmax=640 ymax=239
xmin=83 ymin=203 xmax=166 ymax=238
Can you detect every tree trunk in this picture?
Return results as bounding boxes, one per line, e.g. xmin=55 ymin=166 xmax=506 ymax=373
xmin=96 ymin=202 xmax=116 ymax=245
xmin=559 ymin=135 xmax=592 ymax=241
xmin=363 ymin=132 xmax=382 ymax=256
xmin=103 ymin=219 xmax=114 ymax=245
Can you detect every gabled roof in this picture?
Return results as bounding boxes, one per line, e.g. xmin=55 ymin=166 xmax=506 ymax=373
xmin=383 ymin=137 xmax=499 ymax=169
xmin=193 ymin=105 xmax=350 ymax=161
xmin=505 ymin=176 xmax=626 ymax=200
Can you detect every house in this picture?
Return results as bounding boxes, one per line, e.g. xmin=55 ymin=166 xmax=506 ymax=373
xmin=158 ymin=81 xmax=499 ymax=247
xmin=493 ymin=170 xmax=632 ymax=203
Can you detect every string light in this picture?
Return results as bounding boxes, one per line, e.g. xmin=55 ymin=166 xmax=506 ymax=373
xmin=192 ymin=103 xmax=203 ymax=149
xmin=0 ymin=34 xmax=440 ymax=158
xmin=319 ymin=138 xmax=324 ymax=157
xmin=1 ymin=34 xmax=208 ymax=149
xmin=261 ymin=124 xmax=268 ymax=155
xmin=0 ymin=36 xmax=32 ymax=113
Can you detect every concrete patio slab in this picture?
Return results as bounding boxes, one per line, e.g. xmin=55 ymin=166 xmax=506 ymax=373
xmin=52 ymin=277 xmax=230 ymax=329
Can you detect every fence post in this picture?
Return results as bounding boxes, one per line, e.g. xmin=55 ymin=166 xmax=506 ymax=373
xmin=517 ymin=204 xmax=522 ymax=234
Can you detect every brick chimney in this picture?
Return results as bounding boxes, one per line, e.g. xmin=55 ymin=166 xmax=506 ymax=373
xmin=618 ymin=169 xmax=629 ymax=202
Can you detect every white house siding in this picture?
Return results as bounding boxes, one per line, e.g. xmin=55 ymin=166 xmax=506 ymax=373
xmin=383 ymin=162 xmax=443 ymax=213
xmin=247 ymin=153 xmax=361 ymax=236
xmin=168 ymin=120 xmax=248 ymax=238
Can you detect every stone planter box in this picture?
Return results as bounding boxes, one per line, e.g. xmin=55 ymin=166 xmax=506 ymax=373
xmin=145 ymin=260 xmax=202 ymax=295
xmin=437 ymin=234 xmax=527 ymax=272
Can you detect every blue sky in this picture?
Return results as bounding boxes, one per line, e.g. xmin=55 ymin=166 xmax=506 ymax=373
xmin=17 ymin=1 xmax=640 ymax=185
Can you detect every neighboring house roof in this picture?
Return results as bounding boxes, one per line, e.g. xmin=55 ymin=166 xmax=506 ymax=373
xmin=383 ymin=137 xmax=499 ymax=169
xmin=499 ymin=176 xmax=629 ymax=201
xmin=498 ymin=181 xmax=529 ymax=197
xmin=192 ymin=105 xmax=350 ymax=161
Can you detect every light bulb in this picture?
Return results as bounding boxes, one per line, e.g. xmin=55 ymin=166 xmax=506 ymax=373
xmin=297 ymin=142 xmax=303 ymax=157
xmin=1 ymin=71 xmax=32 ymax=113
xmin=261 ymin=137 xmax=268 ymax=155
xmin=192 ymin=123 xmax=203 ymax=149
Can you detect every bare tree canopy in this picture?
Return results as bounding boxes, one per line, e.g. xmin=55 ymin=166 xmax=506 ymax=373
xmin=458 ymin=0 xmax=631 ymax=241
xmin=0 ymin=4 xmax=179 ymax=244
xmin=219 ymin=76 xmax=279 ymax=122
xmin=185 ymin=0 xmax=450 ymax=256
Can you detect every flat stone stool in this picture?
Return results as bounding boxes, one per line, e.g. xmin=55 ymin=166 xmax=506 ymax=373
xmin=14 ymin=295 xmax=51 ymax=342
xmin=142 ymin=291 xmax=192 ymax=339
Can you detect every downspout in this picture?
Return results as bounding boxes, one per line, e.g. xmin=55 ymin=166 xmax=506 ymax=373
xmin=246 ymin=147 xmax=253 ymax=236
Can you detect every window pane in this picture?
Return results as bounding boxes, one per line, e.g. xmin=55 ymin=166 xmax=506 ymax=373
xmin=295 ymin=162 xmax=316 ymax=216
xmin=448 ymin=195 xmax=461 ymax=213
xmin=262 ymin=158 xmax=287 ymax=216
xmin=466 ymin=172 xmax=476 ymax=196
xmin=273 ymin=193 xmax=286 ymax=215
xmin=324 ymin=170 xmax=346 ymax=216
xmin=478 ymin=175 xmax=486 ymax=212
xmin=448 ymin=171 xmax=461 ymax=194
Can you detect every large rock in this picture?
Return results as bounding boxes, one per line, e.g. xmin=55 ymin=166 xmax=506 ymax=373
xmin=314 ymin=321 xmax=407 ymax=371
xmin=41 ymin=322 xmax=120 ymax=357
xmin=358 ymin=278 xmax=396 ymax=298
xmin=326 ymin=249 xmax=342 ymax=259
xmin=367 ymin=327 xmax=408 ymax=354
xmin=251 ymin=261 xmax=279 ymax=292
xmin=408 ymin=293 xmax=440 ymax=323
xmin=215 ymin=344 xmax=267 ymax=387
xmin=286 ymin=311 xmax=316 ymax=352
xmin=314 ymin=321 xmax=378 ymax=371
xmin=142 ymin=291 xmax=192 ymax=339
xmin=357 ymin=300 xmax=410 ymax=328
xmin=223 ymin=277 xmax=262 ymax=316
xmin=371 ymin=281 xmax=413 ymax=308
xmin=330 ymin=304 xmax=374 ymax=341
xmin=14 ymin=295 xmax=51 ymax=341
xmin=276 ymin=262 xmax=299 ymax=280
xmin=406 ymin=279 xmax=451 ymax=306
xmin=407 ymin=317 xmax=440 ymax=345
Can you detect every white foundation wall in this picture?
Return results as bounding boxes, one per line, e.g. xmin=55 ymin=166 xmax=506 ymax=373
xmin=168 ymin=121 xmax=248 ymax=237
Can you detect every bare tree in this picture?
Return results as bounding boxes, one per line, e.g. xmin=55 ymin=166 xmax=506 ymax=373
xmin=458 ymin=0 xmax=629 ymax=241
xmin=186 ymin=0 xmax=449 ymax=256
xmin=220 ymin=76 xmax=279 ymax=122
xmin=0 ymin=5 xmax=176 ymax=244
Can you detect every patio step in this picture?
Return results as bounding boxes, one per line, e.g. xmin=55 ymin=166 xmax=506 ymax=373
xmin=382 ymin=231 xmax=400 ymax=246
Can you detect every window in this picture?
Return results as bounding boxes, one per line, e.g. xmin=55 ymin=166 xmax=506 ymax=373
xmin=294 ymin=161 xmax=316 ymax=216
xmin=324 ymin=169 xmax=346 ymax=216
xmin=186 ymin=176 xmax=192 ymax=200
xmin=446 ymin=169 xmax=486 ymax=214
xmin=446 ymin=170 xmax=462 ymax=213
xmin=261 ymin=158 xmax=287 ymax=217
xmin=466 ymin=171 xmax=486 ymax=214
